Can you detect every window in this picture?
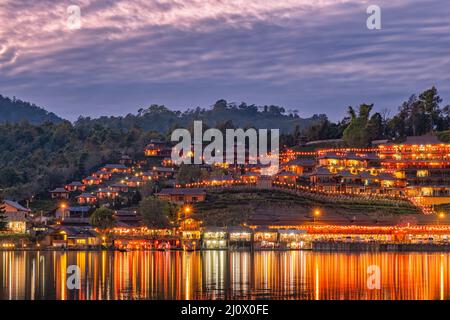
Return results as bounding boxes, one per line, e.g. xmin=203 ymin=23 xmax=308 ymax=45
xmin=417 ymin=170 xmax=429 ymax=177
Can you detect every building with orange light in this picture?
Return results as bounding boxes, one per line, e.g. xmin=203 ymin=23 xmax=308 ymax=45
xmin=180 ymin=218 xmax=202 ymax=250
xmin=82 ymin=176 xmax=102 ymax=186
xmin=92 ymin=170 xmax=112 ymax=180
xmin=64 ymin=181 xmax=86 ymax=192
xmin=144 ymin=140 xmax=172 ymax=157
xmin=378 ymin=135 xmax=450 ymax=203
xmin=96 ymin=188 xmax=119 ymax=200
xmin=76 ymin=193 xmax=97 ymax=205
xmin=282 ymin=158 xmax=315 ymax=175
xmin=3 ymin=200 xmax=29 ymax=233
xmin=101 ymin=163 xmax=131 ymax=174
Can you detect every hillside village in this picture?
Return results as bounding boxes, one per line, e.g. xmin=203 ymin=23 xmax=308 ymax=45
xmin=2 ymin=133 xmax=450 ymax=250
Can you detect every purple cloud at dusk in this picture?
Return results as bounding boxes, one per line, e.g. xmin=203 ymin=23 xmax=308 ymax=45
xmin=0 ymin=0 xmax=449 ymax=121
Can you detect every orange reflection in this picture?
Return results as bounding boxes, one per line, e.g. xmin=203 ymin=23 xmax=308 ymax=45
xmin=0 ymin=251 xmax=449 ymax=300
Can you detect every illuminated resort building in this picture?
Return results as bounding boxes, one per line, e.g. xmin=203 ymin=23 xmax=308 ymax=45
xmin=378 ymin=135 xmax=450 ymax=202
xmin=280 ymin=135 xmax=450 ymax=202
xmin=308 ymin=149 xmax=403 ymax=195
xmin=3 ymin=200 xmax=29 ymax=234
xmin=144 ymin=139 xmax=172 ymax=157
xmin=282 ymin=158 xmax=315 ymax=175
xmin=202 ymin=227 xmax=228 ymax=249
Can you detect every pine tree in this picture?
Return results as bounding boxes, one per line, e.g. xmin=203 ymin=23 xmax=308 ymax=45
xmin=0 ymin=196 xmax=8 ymax=231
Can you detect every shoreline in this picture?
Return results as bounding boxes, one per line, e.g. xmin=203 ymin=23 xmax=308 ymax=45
xmin=3 ymin=243 xmax=450 ymax=253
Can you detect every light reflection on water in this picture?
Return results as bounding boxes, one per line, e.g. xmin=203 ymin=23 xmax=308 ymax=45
xmin=0 ymin=250 xmax=449 ymax=300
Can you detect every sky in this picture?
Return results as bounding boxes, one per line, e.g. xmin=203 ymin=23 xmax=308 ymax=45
xmin=0 ymin=0 xmax=450 ymax=121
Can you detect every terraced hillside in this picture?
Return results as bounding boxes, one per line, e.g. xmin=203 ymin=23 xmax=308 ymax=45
xmin=193 ymin=188 xmax=422 ymax=226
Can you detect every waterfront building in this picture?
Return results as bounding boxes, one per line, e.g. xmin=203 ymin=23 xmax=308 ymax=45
xmin=3 ymin=200 xmax=29 ymax=233
xmin=278 ymin=229 xmax=308 ymax=249
xmin=180 ymin=218 xmax=202 ymax=250
xmin=48 ymin=226 xmax=100 ymax=248
xmin=228 ymin=226 xmax=253 ymax=249
xmin=202 ymin=227 xmax=228 ymax=249
xmin=254 ymin=229 xmax=279 ymax=249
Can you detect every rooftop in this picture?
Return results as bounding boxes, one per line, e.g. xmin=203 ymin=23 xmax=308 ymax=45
xmin=103 ymin=164 xmax=128 ymax=169
xmin=66 ymin=181 xmax=84 ymax=186
xmin=50 ymin=187 xmax=69 ymax=193
xmin=285 ymin=158 xmax=316 ymax=167
xmin=4 ymin=200 xmax=31 ymax=213
xmin=76 ymin=193 xmax=97 ymax=198
xmin=311 ymin=167 xmax=335 ymax=176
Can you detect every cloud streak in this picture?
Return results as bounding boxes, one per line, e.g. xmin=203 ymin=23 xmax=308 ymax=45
xmin=0 ymin=0 xmax=449 ymax=120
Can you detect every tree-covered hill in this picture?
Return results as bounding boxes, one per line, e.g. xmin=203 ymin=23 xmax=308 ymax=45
xmin=0 ymin=95 xmax=64 ymax=124
xmin=0 ymin=121 xmax=160 ymax=200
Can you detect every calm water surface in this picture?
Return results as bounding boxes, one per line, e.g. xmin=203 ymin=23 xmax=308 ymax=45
xmin=1 ymin=250 xmax=449 ymax=300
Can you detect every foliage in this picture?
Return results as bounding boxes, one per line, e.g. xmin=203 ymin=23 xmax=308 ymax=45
xmin=175 ymin=164 xmax=206 ymax=184
xmin=75 ymin=100 xmax=323 ymax=135
xmin=89 ymin=207 xmax=116 ymax=231
xmin=0 ymin=121 xmax=157 ymax=199
xmin=386 ymin=87 xmax=448 ymax=139
xmin=343 ymin=104 xmax=383 ymax=147
xmin=0 ymin=196 xmax=8 ymax=231
xmin=139 ymin=197 xmax=178 ymax=228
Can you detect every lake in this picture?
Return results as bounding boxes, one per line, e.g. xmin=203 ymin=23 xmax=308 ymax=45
xmin=0 ymin=250 xmax=449 ymax=300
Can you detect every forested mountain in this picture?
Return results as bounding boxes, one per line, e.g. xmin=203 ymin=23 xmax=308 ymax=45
xmin=0 ymin=95 xmax=64 ymax=124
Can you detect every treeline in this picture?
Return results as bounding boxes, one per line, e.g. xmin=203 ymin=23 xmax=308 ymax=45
xmin=290 ymin=86 xmax=450 ymax=147
xmin=0 ymin=95 xmax=63 ymax=125
xmin=0 ymin=121 xmax=160 ymax=200
xmin=75 ymin=99 xmax=325 ymax=134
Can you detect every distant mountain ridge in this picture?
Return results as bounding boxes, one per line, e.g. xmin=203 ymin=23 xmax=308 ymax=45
xmin=76 ymin=99 xmax=325 ymax=134
xmin=0 ymin=95 xmax=64 ymax=125
xmin=0 ymin=95 xmax=324 ymax=134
